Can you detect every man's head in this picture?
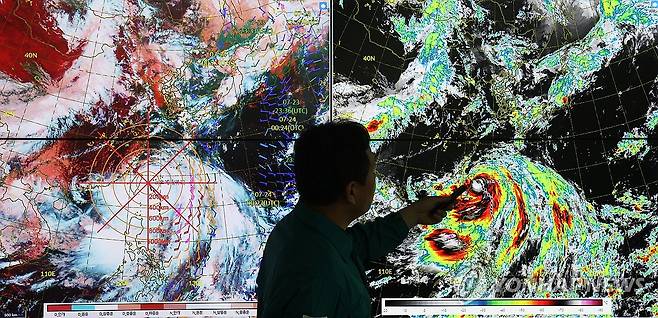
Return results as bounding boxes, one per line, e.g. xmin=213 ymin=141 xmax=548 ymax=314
xmin=294 ymin=121 xmax=376 ymax=218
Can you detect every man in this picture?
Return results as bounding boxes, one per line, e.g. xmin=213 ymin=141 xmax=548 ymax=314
xmin=256 ymin=121 xmax=455 ymax=317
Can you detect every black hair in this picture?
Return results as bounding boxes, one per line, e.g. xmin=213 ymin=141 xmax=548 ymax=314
xmin=294 ymin=121 xmax=371 ymax=205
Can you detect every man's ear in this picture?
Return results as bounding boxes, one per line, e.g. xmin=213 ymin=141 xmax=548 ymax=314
xmin=345 ymin=181 xmax=358 ymax=205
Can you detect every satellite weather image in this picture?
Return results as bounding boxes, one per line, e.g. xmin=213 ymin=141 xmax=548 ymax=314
xmin=334 ymin=0 xmax=658 ymax=315
xmin=0 ymin=0 xmax=328 ymax=315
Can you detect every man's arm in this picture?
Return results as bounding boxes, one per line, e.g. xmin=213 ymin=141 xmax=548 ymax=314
xmin=348 ymin=197 xmax=452 ymax=262
xmin=348 ymin=212 xmax=410 ymax=262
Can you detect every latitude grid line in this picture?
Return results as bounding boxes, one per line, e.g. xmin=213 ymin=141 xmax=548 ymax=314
xmin=330 ymin=10 xmax=658 ymax=155
xmin=2 ymin=43 xmax=654 ymax=139
xmin=329 ymin=14 xmax=658 ymax=149
xmin=6 ymin=160 xmax=652 ymax=210
xmin=55 ymin=0 xmax=319 ymax=46
xmin=0 ymin=217 xmax=259 ymax=244
xmin=331 ymin=3 xmax=657 ymax=94
xmin=332 ymin=1 xmax=619 ymax=72
xmin=377 ymin=151 xmax=658 ymax=199
xmin=589 ymin=76 xmax=627 ymax=199
xmin=558 ymin=47 xmax=656 ymax=199
xmin=0 ymin=78 xmax=325 ymax=140
xmin=627 ymin=49 xmax=657 ymax=185
xmin=0 ymin=6 xmax=328 ymax=135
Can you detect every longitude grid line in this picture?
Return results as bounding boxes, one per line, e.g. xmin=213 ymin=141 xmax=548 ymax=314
xmin=564 ymin=8 xmax=587 ymax=191
xmin=82 ymin=0 xmax=109 ymax=271
xmin=401 ymin=129 xmax=422 ymax=299
xmin=346 ymin=0 xmax=381 ymax=123
xmin=6 ymin=0 xmax=77 ymax=274
xmin=332 ymin=8 xmax=458 ymax=60
xmin=369 ymin=12 xmax=415 ymax=307
xmin=629 ymin=45 xmax=658 ymax=97
xmin=55 ymin=18 xmax=317 ymax=65
xmin=0 ymin=141 xmax=238 ymax=182
xmin=382 ymin=158 xmax=658 ymax=196
xmin=12 ymin=94 xmax=29 ymax=153
xmin=276 ymin=5 xmax=331 ymax=125
xmin=331 ymin=4 xmax=654 ymax=118
xmin=330 ymin=0 xmax=333 ymax=122
xmin=627 ymin=44 xmax=658 ymax=190
xmin=606 ymin=52 xmax=651 ymax=195
xmin=378 ymin=154 xmax=658 ymax=188
xmin=335 ymin=39 xmax=407 ymax=72
xmin=57 ymin=0 xmax=290 ymax=45
xmin=334 ymin=1 xmax=358 ymax=57
xmin=332 ymin=0 xmax=363 ymax=120
xmin=348 ymin=5 xmax=648 ymax=312
xmin=374 ymin=8 xmax=394 ymax=85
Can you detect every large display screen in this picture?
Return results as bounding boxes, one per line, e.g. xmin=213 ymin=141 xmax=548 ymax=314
xmin=333 ymin=0 xmax=657 ymax=316
xmin=0 ymin=0 xmax=329 ymax=315
xmin=1 ymin=0 xmax=657 ymax=316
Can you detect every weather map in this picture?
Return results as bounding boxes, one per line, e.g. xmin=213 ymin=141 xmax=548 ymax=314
xmin=334 ymin=0 xmax=658 ymax=315
xmin=0 ymin=0 xmax=329 ymax=315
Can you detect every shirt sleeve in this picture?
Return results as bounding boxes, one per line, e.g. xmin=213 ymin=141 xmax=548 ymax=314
xmin=347 ymin=212 xmax=410 ymax=262
xmin=282 ymin=274 xmax=340 ymax=317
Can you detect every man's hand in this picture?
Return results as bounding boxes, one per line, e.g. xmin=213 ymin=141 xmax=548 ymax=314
xmin=398 ymin=196 xmax=454 ymax=228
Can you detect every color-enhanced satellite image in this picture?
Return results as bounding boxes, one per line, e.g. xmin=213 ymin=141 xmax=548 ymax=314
xmin=334 ymin=0 xmax=658 ymax=316
xmin=0 ymin=0 xmax=328 ymax=316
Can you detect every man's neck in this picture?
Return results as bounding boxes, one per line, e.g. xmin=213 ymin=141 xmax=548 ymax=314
xmin=303 ymin=201 xmax=354 ymax=230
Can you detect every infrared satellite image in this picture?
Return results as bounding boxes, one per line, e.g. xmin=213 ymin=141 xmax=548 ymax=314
xmin=0 ymin=0 xmax=328 ymax=315
xmin=334 ymin=0 xmax=658 ymax=316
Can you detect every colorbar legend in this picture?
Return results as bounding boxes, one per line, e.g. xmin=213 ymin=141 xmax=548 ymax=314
xmin=381 ymin=298 xmax=613 ymax=316
xmin=43 ymin=301 xmax=257 ymax=318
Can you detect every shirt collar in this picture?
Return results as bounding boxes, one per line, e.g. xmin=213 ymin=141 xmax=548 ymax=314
xmin=292 ymin=201 xmax=353 ymax=261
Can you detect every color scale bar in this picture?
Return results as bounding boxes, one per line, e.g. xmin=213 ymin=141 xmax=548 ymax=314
xmin=385 ymin=299 xmax=603 ymax=306
xmin=46 ymin=303 xmax=188 ymax=311
xmin=381 ymin=298 xmax=613 ymax=316
xmin=43 ymin=302 xmax=257 ymax=318
xmin=46 ymin=302 xmax=257 ymax=311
